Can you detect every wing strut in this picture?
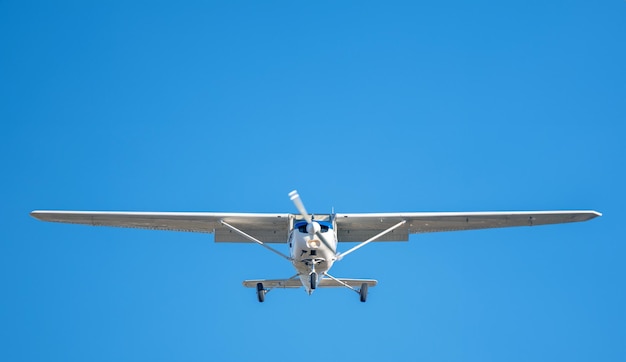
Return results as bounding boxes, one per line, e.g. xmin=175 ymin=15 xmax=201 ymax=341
xmin=337 ymin=220 xmax=407 ymax=260
xmin=220 ymin=220 xmax=291 ymax=261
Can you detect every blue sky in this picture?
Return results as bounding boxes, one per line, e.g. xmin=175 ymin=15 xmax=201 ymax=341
xmin=1 ymin=1 xmax=624 ymax=361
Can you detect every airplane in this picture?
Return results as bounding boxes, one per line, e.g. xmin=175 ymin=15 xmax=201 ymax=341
xmin=30 ymin=190 xmax=601 ymax=302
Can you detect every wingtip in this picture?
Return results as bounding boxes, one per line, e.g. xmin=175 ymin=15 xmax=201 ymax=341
xmin=31 ymin=211 xmax=48 ymax=222
xmin=30 ymin=210 xmax=50 ymax=221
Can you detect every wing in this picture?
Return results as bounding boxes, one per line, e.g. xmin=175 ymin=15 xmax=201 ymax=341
xmin=30 ymin=210 xmax=291 ymax=243
xmin=335 ymin=210 xmax=601 ymax=242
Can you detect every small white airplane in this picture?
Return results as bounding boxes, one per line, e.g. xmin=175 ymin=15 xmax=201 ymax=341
xmin=31 ymin=190 xmax=601 ymax=302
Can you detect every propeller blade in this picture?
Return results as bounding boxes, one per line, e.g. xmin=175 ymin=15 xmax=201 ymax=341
xmin=288 ymin=190 xmax=311 ymax=223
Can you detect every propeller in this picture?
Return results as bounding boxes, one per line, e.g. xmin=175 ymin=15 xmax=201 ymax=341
xmin=288 ymin=190 xmax=336 ymax=254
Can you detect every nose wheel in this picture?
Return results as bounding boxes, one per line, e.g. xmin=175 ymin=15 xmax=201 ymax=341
xmin=305 ymin=258 xmax=324 ymax=290
xmin=310 ymin=272 xmax=317 ymax=289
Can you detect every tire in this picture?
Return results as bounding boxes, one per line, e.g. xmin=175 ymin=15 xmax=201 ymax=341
xmin=310 ymin=272 xmax=317 ymax=289
xmin=359 ymin=283 xmax=368 ymax=302
xmin=256 ymin=282 xmax=265 ymax=303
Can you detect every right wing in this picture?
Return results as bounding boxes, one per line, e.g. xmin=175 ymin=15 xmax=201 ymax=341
xmin=30 ymin=210 xmax=291 ymax=243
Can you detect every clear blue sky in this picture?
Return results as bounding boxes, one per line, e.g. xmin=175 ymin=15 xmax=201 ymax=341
xmin=1 ymin=1 xmax=624 ymax=361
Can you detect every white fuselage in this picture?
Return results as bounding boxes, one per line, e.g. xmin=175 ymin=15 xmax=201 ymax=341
xmin=288 ymin=220 xmax=338 ymax=294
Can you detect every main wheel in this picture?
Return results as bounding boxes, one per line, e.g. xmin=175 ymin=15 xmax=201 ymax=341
xmin=359 ymin=283 xmax=368 ymax=302
xmin=310 ymin=272 xmax=317 ymax=290
xmin=256 ymin=282 xmax=266 ymax=303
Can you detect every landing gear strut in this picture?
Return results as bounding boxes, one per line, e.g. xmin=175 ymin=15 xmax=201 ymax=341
xmin=256 ymin=283 xmax=266 ymax=303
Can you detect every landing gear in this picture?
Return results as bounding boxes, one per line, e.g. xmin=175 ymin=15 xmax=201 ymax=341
xmin=310 ymin=272 xmax=317 ymax=289
xmin=359 ymin=283 xmax=368 ymax=303
xmin=256 ymin=283 xmax=266 ymax=303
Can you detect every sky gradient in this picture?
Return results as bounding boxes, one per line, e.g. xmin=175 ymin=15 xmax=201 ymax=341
xmin=1 ymin=1 xmax=624 ymax=361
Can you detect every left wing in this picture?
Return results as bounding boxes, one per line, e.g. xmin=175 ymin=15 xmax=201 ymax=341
xmin=335 ymin=210 xmax=601 ymax=242
xmin=30 ymin=211 xmax=290 ymax=243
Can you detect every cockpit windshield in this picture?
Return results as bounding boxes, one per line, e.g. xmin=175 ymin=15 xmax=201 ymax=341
xmin=294 ymin=221 xmax=332 ymax=233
